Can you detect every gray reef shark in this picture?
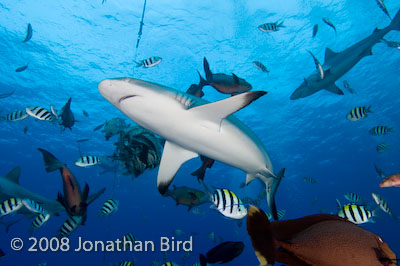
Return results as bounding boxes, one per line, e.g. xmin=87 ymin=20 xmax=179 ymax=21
xmin=99 ymin=78 xmax=283 ymax=219
xmin=291 ymin=8 xmax=400 ymax=100
xmin=0 ymin=166 xmax=65 ymax=216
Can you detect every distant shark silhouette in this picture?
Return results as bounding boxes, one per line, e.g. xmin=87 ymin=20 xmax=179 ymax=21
xmin=99 ymin=78 xmax=284 ymax=219
xmin=291 ymin=9 xmax=400 ymax=100
xmin=0 ymin=167 xmax=65 ymax=215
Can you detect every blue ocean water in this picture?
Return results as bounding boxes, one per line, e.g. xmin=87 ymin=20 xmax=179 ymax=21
xmin=1 ymin=0 xmax=400 ymax=265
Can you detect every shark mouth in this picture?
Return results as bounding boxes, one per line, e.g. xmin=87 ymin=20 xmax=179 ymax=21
xmin=119 ymin=95 xmax=137 ymax=103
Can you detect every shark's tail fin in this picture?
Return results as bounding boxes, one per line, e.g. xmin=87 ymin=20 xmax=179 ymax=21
xmin=390 ymin=9 xmax=400 ymax=31
xmin=246 ymin=205 xmax=276 ymax=266
xmin=37 ymin=148 xmax=66 ymax=172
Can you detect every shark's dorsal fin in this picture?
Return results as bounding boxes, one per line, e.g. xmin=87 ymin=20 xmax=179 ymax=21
xmin=189 ymin=91 xmax=267 ymax=131
xmin=4 ymin=166 xmax=21 ymax=184
xmin=324 ymin=48 xmax=338 ymax=62
xmin=325 ymin=83 xmax=344 ymax=95
xmin=157 ymin=141 xmax=198 ymax=194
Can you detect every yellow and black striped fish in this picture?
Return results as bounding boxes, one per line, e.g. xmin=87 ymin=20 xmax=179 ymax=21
xmin=118 ymin=262 xmax=133 ymax=266
xmin=75 ymin=155 xmax=101 ymax=167
xmin=258 ymin=21 xmax=285 ymax=33
xmin=26 ymin=106 xmax=55 ymax=121
xmin=372 ymin=193 xmax=396 ymax=219
xmin=30 ymin=213 xmax=51 ymax=232
xmin=346 ymin=106 xmax=372 ymax=121
xmin=162 ymin=262 xmax=179 ymax=266
xmin=336 ymin=200 xmax=375 ymax=224
xmin=369 ymin=126 xmax=393 ymax=136
xmin=376 ymin=143 xmax=390 ymax=153
xmin=99 ymin=199 xmax=119 ymax=216
xmin=1 ymin=110 xmax=28 ymax=121
xmin=344 ymin=193 xmax=362 ymax=203
xmin=58 ymin=216 xmax=82 ymax=238
xmin=212 ymin=189 xmax=247 ymax=219
xmin=0 ymin=198 xmax=23 ymax=217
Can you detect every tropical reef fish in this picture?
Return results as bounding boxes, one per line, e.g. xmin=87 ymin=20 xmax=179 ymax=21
xmin=307 ymin=50 xmax=324 ymax=79
xmin=377 ymin=143 xmax=390 ymax=153
xmin=116 ymin=233 xmax=136 ymax=250
xmin=253 ymin=61 xmax=270 ymax=73
xmin=343 ymin=80 xmax=356 ymax=94
xmin=375 ymin=163 xmax=387 ymax=178
xmin=369 ymin=126 xmax=393 ymax=136
xmin=26 ymin=106 xmax=55 ymax=121
xmin=372 ymin=193 xmax=397 ymax=218
xmin=22 ymin=199 xmax=46 ymax=214
xmin=291 ymin=9 xmax=400 ymax=100
xmin=0 ymin=198 xmax=23 ymax=217
xmin=258 ymin=21 xmax=285 ymax=33
xmin=200 ymin=241 xmax=244 ymax=266
xmin=82 ymin=110 xmax=89 ymax=117
xmin=202 ymin=57 xmax=252 ymax=96
xmin=1 ymin=110 xmax=28 ymax=121
xmin=344 ymin=192 xmax=363 ymax=203
xmin=208 ymin=188 xmax=247 ymax=220
xmin=322 ymin=18 xmax=337 ymax=33
xmin=164 ymin=185 xmax=208 ymax=211
xmin=15 ymin=64 xmax=29 ymax=72
xmin=382 ymin=38 xmax=400 ymax=49
xmin=190 ymin=156 xmax=215 ymax=182
xmin=246 ymin=205 xmax=397 ymax=266
xmin=0 ymin=166 xmax=65 ymax=216
xmin=75 ymin=155 xmax=101 ymax=167
xmin=304 ymin=177 xmax=317 ymax=184
xmin=37 ymin=148 xmax=106 ymax=224
xmin=98 ymin=78 xmax=283 ymax=220
xmin=58 ymin=215 xmax=82 ymax=238
xmin=59 ymin=97 xmax=76 ymax=130
xmin=186 ymin=71 xmax=207 ymax=98
xmin=346 ymin=106 xmax=372 ymax=121
xmin=117 ymin=262 xmax=134 ymax=266
xmin=135 ymin=56 xmax=162 ymax=68
xmin=99 ymin=199 xmax=119 ymax=216
xmin=0 ymin=90 xmax=14 ymax=99
xmin=376 ymin=0 xmax=391 ymax=20
xmin=380 ymin=174 xmax=400 ymax=188
xmin=336 ymin=200 xmax=377 ymax=224
xmin=30 ymin=212 xmax=50 ymax=233
xmin=162 ymin=263 xmax=178 ymax=266
xmin=22 ymin=23 xmax=32 ymax=43
xmin=312 ymin=24 xmax=318 ymax=38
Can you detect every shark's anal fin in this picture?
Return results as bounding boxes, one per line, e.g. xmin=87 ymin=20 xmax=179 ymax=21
xmin=157 ymin=141 xmax=198 ymax=194
xmin=4 ymin=167 xmax=21 ymax=184
xmin=189 ymin=91 xmax=267 ymax=131
xmin=325 ymin=83 xmax=344 ymax=95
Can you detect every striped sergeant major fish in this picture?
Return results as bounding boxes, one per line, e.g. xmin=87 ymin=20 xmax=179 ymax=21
xmin=322 ymin=18 xmax=336 ymax=34
xmin=99 ymin=199 xmax=119 ymax=216
xmin=374 ymin=163 xmax=386 ymax=179
xmin=211 ymin=188 xmax=247 ymax=220
xmin=135 ymin=56 xmax=162 ymax=68
xmin=1 ymin=110 xmax=28 ymax=121
xmin=58 ymin=216 xmax=82 ymax=238
xmin=376 ymin=143 xmax=390 ymax=153
xmin=371 ymin=193 xmax=396 ymax=219
xmin=252 ymin=61 xmax=270 ymax=73
xmin=307 ymin=50 xmax=324 ymax=80
xmin=22 ymin=199 xmax=46 ymax=214
xmin=162 ymin=263 xmax=179 ymax=266
xmin=376 ymin=0 xmax=391 ymax=20
xmin=30 ymin=213 xmax=51 ymax=233
xmin=0 ymin=198 xmax=23 ymax=217
xmin=369 ymin=126 xmax=393 ymax=136
xmin=304 ymin=177 xmax=317 ymax=184
xmin=258 ymin=21 xmax=285 ymax=33
xmin=343 ymin=80 xmax=356 ymax=94
xmin=75 ymin=155 xmax=101 ymax=167
xmin=346 ymin=106 xmax=372 ymax=121
xmin=336 ymin=199 xmax=377 ymax=224
xmin=117 ymin=233 xmax=136 ymax=250
xmin=26 ymin=106 xmax=55 ymax=121
xmin=344 ymin=193 xmax=363 ymax=203
xmin=117 ymin=262 xmax=133 ymax=266
xmin=265 ymin=209 xmax=286 ymax=220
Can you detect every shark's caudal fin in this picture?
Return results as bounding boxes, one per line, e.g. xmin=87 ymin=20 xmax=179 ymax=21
xmin=37 ymin=148 xmax=66 ymax=172
xmin=390 ymin=9 xmax=400 ymax=31
xmin=246 ymin=205 xmax=276 ymax=266
xmin=203 ymin=57 xmax=213 ymax=82
xmin=4 ymin=166 xmax=21 ymax=184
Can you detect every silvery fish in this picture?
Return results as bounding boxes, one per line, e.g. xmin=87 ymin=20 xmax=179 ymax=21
xmin=135 ymin=56 xmax=162 ymax=68
xmin=26 ymin=106 xmax=55 ymax=121
xmin=253 ymin=61 xmax=270 ymax=73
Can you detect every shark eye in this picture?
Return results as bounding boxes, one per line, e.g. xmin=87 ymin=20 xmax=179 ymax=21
xmin=119 ymin=95 xmax=136 ymax=103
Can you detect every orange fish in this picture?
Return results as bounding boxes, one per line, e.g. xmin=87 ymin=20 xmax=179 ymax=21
xmin=246 ymin=205 xmax=397 ymax=266
xmin=380 ymin=174 xmax=400 ymax=188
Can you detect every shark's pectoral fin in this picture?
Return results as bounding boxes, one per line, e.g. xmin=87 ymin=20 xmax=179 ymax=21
xmin=157 ymin=141 xmax=198 ymax=194
xmin=189 ymin=91 xmax=267 ymax=131
xmin=4 ymin=167 xmax=21 ymax=184
xmin=324 ymin=47 xmax=338 ymax=63
xmin=325 ymin=83 xmax=344 ymax=95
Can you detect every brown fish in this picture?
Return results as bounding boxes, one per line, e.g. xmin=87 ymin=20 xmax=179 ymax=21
xmin=37 ymin=148 xmax=106 ymax=225
xmin=246 ymin=205 xmax=397 ymax=266
xmin=380 ymin=174 xmax=400 ymax=188
xmin=164 ymin=185 xmax=208 ymax=211
xmin=202 ymin=57 xmax=252 ymax=96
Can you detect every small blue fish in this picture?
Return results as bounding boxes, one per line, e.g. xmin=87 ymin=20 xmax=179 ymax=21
xmin=22 ymin=23 xmax=32 ymax=43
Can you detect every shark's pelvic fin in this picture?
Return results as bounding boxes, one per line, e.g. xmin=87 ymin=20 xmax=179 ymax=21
xmin=324 ymin=48 xmax=338 ymax=63
xmin=325 ymin=83 xmax=344 ymax=95
xmin=189 ymin=91 xmax=267 ymax=131
xmin=4 ymin=167 xmax=21 ymax=184
xmin=157 ymin=141 xmax=199 ymax=194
